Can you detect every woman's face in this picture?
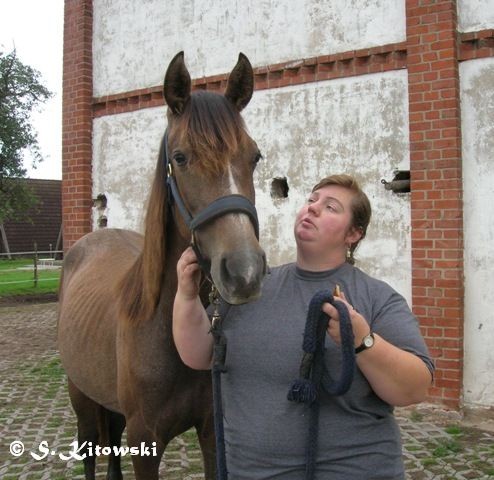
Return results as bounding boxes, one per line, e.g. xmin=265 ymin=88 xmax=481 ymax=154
xmin=294 ymin=184 xmax=361 ymax=255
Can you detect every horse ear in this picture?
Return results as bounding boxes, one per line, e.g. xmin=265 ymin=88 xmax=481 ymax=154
xmin=225 ymin=53 xmax=254 ymax=111
xmin=164 ymin=51 xmax=191 ymax=115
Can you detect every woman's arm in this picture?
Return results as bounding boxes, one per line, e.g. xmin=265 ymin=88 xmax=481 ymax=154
xmin=353 ymin=331 xmax=432 ymax=406
xmin=172 ymin=247 xmax=214 ymax=370
xmin=323 ymin=296 xmax=432 ymax=407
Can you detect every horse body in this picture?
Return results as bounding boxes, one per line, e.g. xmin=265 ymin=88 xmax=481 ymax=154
xmin=58 ymin=52 xmax=265 ymax=480
xmin=59 ymin=228 xmax=143 ymax=412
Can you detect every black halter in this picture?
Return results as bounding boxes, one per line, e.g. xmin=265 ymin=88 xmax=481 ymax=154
xmin=163 ymin=130 xmax=260 ymax=274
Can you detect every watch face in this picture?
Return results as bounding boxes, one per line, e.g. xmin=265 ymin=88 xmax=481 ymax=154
xmin=364 ymin=336 xmax=374 ymax=348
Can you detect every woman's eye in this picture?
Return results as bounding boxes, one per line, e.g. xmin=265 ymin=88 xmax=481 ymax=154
xmin=173 ymin=152 xmax=187 ymax=166
xmin=326 ymin=203 xmax=340 ymax=212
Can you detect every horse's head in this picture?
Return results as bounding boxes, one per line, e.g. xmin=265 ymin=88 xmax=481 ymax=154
xmin=163 ymin=52 xmax=266 ymax=304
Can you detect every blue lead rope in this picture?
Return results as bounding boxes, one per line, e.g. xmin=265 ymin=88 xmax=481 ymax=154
xmin=211 ymin=324 xmax=228 ymax=479
xmin=287 ymin=290 xmax=356 ymax=480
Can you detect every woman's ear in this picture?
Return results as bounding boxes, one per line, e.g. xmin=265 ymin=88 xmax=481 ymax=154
xmin=345 ymin=226 xmax=363 ymax=245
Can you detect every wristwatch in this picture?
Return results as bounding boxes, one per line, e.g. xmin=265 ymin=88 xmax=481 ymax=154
xmin=355 ymin=332 xmax=375 ymax=354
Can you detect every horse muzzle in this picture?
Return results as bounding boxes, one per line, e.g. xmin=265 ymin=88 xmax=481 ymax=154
xmin=211 ymin=248 xmax=266 ymax=305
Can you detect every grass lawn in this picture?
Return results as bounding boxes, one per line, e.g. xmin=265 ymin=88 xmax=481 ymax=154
xmin=0 ymin=258 xmax=61 ymax=297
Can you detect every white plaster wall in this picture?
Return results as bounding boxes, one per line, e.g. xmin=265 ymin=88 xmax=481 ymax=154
xmin=457 ymin=0 xmax=494 ymax=32
xmin=93 ymin=0 xmax=406 ymax=97
xmin=460 ymin=57 xmax=494 ymax=408
xmin=92 ymin=107 xmax=167 ymax=232
xmin=246 ymin=70 xmax=411 ymax=302
xmin=92 ymin=70 xmax=411 ymax=303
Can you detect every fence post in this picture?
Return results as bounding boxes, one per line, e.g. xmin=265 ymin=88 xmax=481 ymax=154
xmin=33 ymin=242 xmax=38 ymax=288
xmin=0 ymin=224 xmax=11 ymax=260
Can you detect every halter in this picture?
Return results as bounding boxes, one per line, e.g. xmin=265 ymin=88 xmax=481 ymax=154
xmin=163 ymin=129 xmax=260 ymax=274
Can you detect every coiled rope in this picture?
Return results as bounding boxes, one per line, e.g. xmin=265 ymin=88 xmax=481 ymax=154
xmin=287 ymin=289 xmax=356 ymax=480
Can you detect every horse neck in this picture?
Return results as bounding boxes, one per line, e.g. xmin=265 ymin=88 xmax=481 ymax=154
xmin=158 ymin=221 xmax=211 ymax=322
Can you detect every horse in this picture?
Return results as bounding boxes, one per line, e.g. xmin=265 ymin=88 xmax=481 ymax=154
xmin=57 ymin=51 xmax=266 ymax=480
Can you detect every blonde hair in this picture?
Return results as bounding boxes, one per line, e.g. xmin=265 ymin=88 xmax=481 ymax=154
xmin=311 ymin=174 xmax=372 ymax=264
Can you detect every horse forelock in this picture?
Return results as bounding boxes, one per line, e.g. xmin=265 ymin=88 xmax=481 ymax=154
xmin=172 ymin=91 xmax=248 ymax=177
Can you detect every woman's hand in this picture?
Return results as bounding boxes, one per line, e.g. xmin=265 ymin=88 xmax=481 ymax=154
xmin=322 ymin=290 xmax=432 ymax=406
xmin=176 ymin=246 xmax=202 ymax=300
xmin=322 ymin=291 xmax=370 ymax=348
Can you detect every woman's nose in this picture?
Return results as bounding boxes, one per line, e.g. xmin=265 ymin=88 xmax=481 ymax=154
xmin=308 ymin=202 xmax=319 ymax=215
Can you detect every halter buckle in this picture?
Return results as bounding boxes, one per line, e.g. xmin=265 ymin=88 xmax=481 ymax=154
xmin=209 ymin=284 xmax=222 ymax=333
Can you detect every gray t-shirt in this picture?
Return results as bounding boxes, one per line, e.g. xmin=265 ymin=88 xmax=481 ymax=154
xmin=218 ymin=262 xmax=434 ymax=480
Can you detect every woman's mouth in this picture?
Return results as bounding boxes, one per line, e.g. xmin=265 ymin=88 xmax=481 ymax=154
xmin=301 ymin=217 xmax=315 ymax=228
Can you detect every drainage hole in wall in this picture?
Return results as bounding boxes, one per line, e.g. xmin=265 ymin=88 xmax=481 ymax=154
xmin=271 ymin=177 xmax=289 ymax=199
xmin=93 ymin=193 xmax=107 ymax=209
xmin=97 ymin=216 xmax=108 ymax=228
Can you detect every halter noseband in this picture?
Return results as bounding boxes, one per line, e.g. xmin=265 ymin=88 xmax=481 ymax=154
xmin=163 ymin=130 xmax=260 ymax=273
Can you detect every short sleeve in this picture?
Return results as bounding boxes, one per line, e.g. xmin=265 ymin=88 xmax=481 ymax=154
xmin=371 ymin=287 xmax=435 ymax=376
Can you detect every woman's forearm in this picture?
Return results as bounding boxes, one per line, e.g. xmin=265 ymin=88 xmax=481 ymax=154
xmin=172 ymin=292 xmax=213 ymax=370
xmin=356 ymin=333 xmax=433 ymax=406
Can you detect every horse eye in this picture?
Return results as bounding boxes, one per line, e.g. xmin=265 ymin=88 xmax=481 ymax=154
xmin=254 ymin=152 xmax=263 ymax=164
xmin=173 ymin=152 xmax=187 ymax=166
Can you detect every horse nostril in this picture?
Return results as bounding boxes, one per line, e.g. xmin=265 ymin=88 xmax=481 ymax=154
xmin=220 ymin=256 xmax=232 ymax=285
xmin=220 ymin=256 xmax=249 ymax=290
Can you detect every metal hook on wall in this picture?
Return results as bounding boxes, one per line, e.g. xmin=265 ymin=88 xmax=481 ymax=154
xmin=381 ymin=170 xmax=410 ymax=194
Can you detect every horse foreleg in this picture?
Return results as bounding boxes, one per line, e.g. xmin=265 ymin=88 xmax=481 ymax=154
xmin=105 ymin=410 xmax=126 ymax=480
xmin=68 ymin=378 xmax=100 ymax=480
xmin=126 ymin=416 xmax=165 ymax=480
xmin=196 ymin=412 xmax=216 ymax=480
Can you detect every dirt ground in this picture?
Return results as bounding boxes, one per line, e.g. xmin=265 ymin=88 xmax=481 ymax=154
xmin=0 ymin=293 xmax=58 ymax=308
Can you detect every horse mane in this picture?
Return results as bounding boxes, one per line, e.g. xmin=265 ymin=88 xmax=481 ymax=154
xmin=117 ymin=137 xmax=168 ymax=323
xmin=118 ymin=91 xmax=248 ymax=323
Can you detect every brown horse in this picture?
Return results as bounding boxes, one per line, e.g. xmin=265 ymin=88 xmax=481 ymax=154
xmin=58 ymin=52 xmax=266 ymax=480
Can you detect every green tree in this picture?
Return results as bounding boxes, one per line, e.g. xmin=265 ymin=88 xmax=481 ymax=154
xmin=0 ymin=49 xmax=52 ymax=223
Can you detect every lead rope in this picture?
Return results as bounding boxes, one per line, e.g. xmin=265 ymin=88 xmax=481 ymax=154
xmin=208 ymin=285 xmax=228 ymax=480
xmin=209 ymin=287 xmax=355 ymax=480
xmin=287 ymin=290 xmax=356 ymax=480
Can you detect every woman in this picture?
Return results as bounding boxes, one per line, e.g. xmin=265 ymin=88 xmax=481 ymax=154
xmin=173 ymin=174 xmax=434 ymax=479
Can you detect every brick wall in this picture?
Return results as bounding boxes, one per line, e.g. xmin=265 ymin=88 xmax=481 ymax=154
xmin=62 ymin=0 xmax=93 ymax=250
xmin=64 ymin=0 xmax=494 ymax=408
xmin=406 ymin=0 xmax=463 ymax=409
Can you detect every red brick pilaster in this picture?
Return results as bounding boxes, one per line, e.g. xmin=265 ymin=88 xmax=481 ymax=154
xmin=406 ymin=0 xmax=463 ymax=408
xmin=62 ymin=0 xmax=93 ymax=249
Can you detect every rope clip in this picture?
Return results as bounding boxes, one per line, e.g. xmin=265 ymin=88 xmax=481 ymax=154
xmin=209 ymin=284 xmax=222 ymax=333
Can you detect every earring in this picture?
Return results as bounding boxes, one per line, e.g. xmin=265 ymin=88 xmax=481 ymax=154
xmin=346 ymin=246 xmax=352 ymax=261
